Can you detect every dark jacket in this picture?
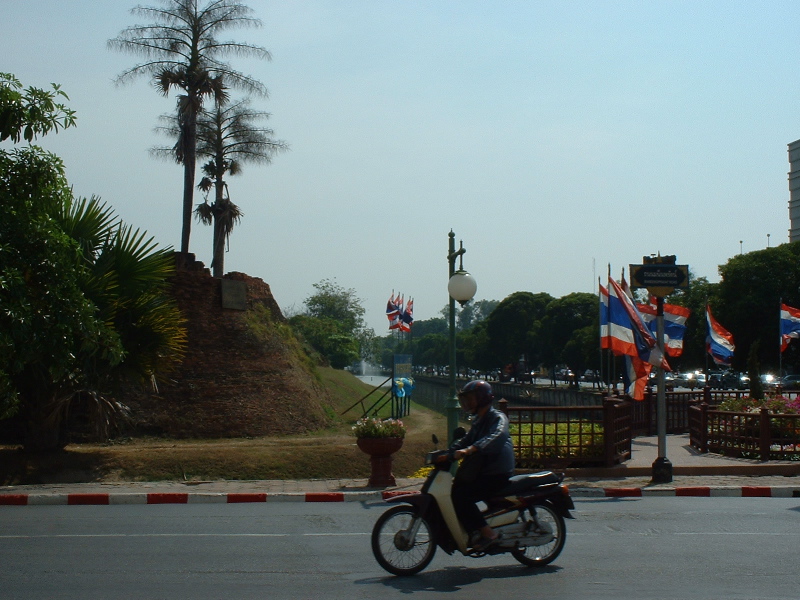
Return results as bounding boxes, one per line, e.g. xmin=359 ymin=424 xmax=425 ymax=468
xmin=451 ymin=406 xmax=515 ymax=477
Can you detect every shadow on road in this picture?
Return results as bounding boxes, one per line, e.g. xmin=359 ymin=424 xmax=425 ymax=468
xmin=356 ymin=563 xmax=561 ymax=593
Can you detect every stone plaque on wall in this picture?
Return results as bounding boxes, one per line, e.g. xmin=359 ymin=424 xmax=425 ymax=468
xmin=221 ymin=279 xmax=248 ymax=310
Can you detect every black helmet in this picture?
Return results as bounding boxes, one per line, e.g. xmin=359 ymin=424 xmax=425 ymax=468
xmin=458 ymin=380 xmax=494 ymax=408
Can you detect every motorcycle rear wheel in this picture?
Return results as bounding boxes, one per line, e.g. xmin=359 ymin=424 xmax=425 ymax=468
xmin=372 ymin=505 xmax=437 ymax=576
xmin=511 ymin=503 xmax=566 ymax=567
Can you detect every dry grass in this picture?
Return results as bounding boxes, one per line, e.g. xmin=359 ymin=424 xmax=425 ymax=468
xmin=0 ymin=370 xmax=448 ymax=485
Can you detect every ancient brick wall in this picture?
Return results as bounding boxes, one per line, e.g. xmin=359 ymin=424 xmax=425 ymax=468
xmin=125 ymin=253 xmax=332 ymax=438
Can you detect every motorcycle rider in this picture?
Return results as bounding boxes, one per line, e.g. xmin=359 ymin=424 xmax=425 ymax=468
xmin=436 ymin=380 xmax=515 ymax=552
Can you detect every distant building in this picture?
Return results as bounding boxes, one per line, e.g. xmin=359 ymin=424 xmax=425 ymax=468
xmin=789 ymin=140 xmax=800 ymax=242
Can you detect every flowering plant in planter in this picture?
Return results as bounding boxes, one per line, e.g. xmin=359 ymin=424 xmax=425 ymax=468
xmin=351 ymin=417 xmax=406 ymax=439
xmin=718 ymin=395 xmax=800 ymax=414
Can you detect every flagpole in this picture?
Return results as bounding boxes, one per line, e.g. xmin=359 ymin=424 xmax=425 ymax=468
xmin=652 ymin=294 xmax=672 ymax=483
xmin=703 ymin=299 xmax=709 ymax=378
xmin=598 ymin=276 xmax=604 ymax=391
xmin=607 ymin=264 xmax=613 ymax=397
xmin=779 ymin=298 xmax=783 ymax=379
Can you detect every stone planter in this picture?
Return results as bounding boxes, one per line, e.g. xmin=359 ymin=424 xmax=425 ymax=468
xmin=356 ymin=437 xmax=404 ymax=487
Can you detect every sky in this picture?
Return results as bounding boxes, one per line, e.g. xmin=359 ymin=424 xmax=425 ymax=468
xmin=4 ymin=1 xmax=800 ymax=334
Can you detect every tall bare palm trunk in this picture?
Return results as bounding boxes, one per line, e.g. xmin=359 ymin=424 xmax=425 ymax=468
xmin=211 ymin=175 xmax=226 ymax=277
xmin=181 ymin=110 xmax=197 ymax=254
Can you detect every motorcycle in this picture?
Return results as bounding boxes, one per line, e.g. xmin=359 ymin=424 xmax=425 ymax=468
xmin=371 ymin=435 xmax=575 ymax=576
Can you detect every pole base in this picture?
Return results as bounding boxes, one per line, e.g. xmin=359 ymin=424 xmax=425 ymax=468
xmin=651 ymin=456 xmax=673 ymax=484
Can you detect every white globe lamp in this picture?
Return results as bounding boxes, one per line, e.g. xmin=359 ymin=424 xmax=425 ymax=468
xmin=448 ymin=269 xmax=477 ymax=306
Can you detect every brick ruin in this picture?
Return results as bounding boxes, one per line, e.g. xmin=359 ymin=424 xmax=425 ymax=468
xmin=124 ymin=253 xmax=334 ymax=438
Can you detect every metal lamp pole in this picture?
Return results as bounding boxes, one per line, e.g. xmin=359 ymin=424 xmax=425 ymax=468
xmin=652 ymin=296 xmax=672 ymax=483
xmin=446 ymin=230 xmax=476 ymax=445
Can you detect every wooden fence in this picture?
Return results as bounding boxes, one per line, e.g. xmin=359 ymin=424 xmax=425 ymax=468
xmin=413 ymin=376 xmax=800 ymax=465
xmin=498 ymin=398 xmax=632 ymax=469
xmin=689 ymin=403 xmax=800 ymax=461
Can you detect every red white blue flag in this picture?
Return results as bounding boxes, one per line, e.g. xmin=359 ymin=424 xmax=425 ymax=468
xmin=637 ymin=301 xmax=690 ymax=357
xmin=599 ymin=282 xmax=609 ymax=341
xmin=705 ymin=305 xmax=735 ymax=366
xmin=605 ymin=278 xmax=669 ymax=370
xmin=400 ymin=298 xmax=414 ymax=332
xmin=386 ymin=293 xmax=399 ymax=320
xmin=780 ymin=303 xmax=800 ymax=352
xmin=622 ymin=356 xmax=651 ymax=401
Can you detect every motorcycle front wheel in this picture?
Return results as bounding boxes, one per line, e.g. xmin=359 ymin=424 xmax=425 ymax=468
xmin=511 ymin=502 xmax=566 ymax=567
xmin=371 ymin=505 xmax=437 ymax=576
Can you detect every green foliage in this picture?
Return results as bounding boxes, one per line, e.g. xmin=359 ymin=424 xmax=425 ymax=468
xmin=1 ymin=74 xmax=186 ymax=451
xmin=510 ymin=421 xmax=604 ymax=460
xmin=292 ymin=279 xmax=374 ymax=368
xmin=0 ymin=72 xmax=76 ymax=142
xmin=747 ymin=341 xmax=764 ymax=400
xmin=716 ymin=245 xmax=800 ymax=372
xmin=289 ymin=315 xmax=359 ymax=369
xmin=0 ymin=147 xmax=117 ymax=421
xmin=538 ymin=292 xmax=598 ymax=374
xmin=486 ymin=291 xmax=554 ymax=365
xmin=242 ymin=304 xmax=319 ymax=378
xmin=304 ymin=279 xmax=366 ymax=335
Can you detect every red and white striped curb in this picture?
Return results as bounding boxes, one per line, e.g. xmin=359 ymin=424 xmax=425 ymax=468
xmin=572 ymin=486 xmax=800 ymax=498
xmin=0 ymin=490 xmax=417 ymax=506
xmin=0 ymin=487 xmax=798 ymax=505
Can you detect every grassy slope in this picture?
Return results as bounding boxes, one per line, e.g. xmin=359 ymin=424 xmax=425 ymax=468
xmin=0 ymin=368 xmax=446 ymax=485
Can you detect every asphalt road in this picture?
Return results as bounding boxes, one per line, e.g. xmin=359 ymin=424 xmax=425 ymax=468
xmin=2 ymin=497 xmax=798 ymax=600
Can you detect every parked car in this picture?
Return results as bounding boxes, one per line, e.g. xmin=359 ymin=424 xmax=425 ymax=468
xmin=647 ymin=372 xmax=676 ymax=390
xmin=708 ymin=370 xmax=740 ymax=390
xmin=679 ymin=372 xmax=706 ymax=389
xmin=779 ymin=374 xmax=800 ymax=390
xmin=760 ymin=373 xmax=779 ymax=389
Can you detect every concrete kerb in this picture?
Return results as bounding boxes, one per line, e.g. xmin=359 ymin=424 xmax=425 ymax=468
xmin=3 ymin=479 xmax=800 ymax=505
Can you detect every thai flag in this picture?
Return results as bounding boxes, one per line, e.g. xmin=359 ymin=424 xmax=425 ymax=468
xmin=399 ymin=298 xmax=414 ymax=332
xmin=389 ymin=296 xmax=404 ymax=330
xmin=386 ymin=293 xmax=399 ymax=321
xmin=780 ymin=303 xmax=800 ymax=352
xmin=706 ymin=305 xmax=735 ymax=366
xmin=606 ymin=278 xmax=669 ymax=370
xmin=599 ymin=282 xmax=609 ymax=342
xmin=637 ymin=301 xmax=690 ymax=357
xmin=622 ymin=355 xmax=651 ymax=401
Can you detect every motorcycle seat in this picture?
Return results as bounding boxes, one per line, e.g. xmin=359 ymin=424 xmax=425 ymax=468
xmin=496 ymin=471 xmax=560 ymax=496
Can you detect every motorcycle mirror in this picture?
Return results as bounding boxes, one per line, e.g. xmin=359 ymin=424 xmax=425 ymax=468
xmin=453 ymin=426 xmax=467 ymax=440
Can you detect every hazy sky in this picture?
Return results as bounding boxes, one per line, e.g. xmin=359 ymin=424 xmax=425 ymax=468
xmin=4 ymin=1 xmax=800 ymax=333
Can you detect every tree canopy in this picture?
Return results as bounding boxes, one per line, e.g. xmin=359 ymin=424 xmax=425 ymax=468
xmin=1 ymin=74 xmax=186 ymax=451
xmin=290 ymin=279 xmax=375 ymax=369
xmin=0 ymin=72 xmax=76 ymax=142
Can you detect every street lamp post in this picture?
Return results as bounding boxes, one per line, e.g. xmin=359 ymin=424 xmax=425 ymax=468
xmin=447 ymin=230 xmax=477 ymax=445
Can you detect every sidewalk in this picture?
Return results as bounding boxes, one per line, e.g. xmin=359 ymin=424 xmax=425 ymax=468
xmin=2 ymin=435 xmax=799 ymax=505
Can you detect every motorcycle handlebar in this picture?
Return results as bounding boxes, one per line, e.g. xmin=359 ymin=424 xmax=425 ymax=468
xmin=425 ymin=449 xmax=452 ymax=467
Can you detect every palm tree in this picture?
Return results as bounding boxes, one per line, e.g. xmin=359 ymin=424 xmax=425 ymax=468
xmin=108 ymin=0 xmax=270 ymax=254
xmin=153 ymin=99 xmax=287 ymax=276
xmin=11 ymin=193 xmax=187 ymax=452
xmin=195 ymin=99 xmax=287 ymax=276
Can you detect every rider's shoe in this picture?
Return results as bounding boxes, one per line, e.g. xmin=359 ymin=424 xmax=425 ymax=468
xmin=470 ymin=534 xmax=498 ymax=552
